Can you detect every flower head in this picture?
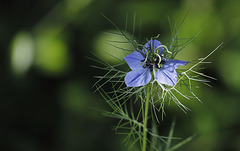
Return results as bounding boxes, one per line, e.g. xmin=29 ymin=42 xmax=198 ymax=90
xmin=124 ymin=39 xmax=188 ymax=87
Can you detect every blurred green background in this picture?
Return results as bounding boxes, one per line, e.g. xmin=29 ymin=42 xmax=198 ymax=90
xmin=1 ymin=0 xmax=240 ymax=151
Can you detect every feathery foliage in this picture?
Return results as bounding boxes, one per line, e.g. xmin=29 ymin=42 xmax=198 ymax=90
xmin=91 ymin=12 xmax=223 ymax=150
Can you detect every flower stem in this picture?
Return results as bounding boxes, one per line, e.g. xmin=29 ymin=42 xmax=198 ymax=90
xmin=142 ymin=86 xmax=150 ymax=151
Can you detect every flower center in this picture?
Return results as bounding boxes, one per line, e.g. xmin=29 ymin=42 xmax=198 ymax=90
xmin=141 ymin=52 xmax=166 ymax=72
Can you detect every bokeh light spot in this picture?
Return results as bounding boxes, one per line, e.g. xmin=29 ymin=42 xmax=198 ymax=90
xmin=93 ymin=30 xmax=133 ymax=64
xmin=10 ymin=31 xmax=34 ymax=76
xmin=35 ymin=28 xmax=70 ymax=76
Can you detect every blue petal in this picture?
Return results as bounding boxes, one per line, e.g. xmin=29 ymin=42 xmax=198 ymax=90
xmin=142 ymin=40 xmax=163 ymax=54
xmin=164 ymin=59 xmax=188 ymax=69
xmin=125 ymin=68 xmax=152 ymax=87
xmin=124 ymin=51 xmax=145 ymax=70
xmin=155 ymin=59 xmax=187 ymax=86
xmin=155 ymin=66 xmax=177 ymax=86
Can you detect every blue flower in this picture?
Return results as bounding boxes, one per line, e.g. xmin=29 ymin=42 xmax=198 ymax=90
xmin=124 ymin=39 xmax=188 ymax=87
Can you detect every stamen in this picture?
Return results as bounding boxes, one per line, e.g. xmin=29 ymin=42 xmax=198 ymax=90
xmin=154 ymin=53 xmax=162 ymax=64
xmin=154 ymin=53 xmax=162 ymax=69
xmin=156 ymin=45 xmax=172 ymax=54
xmin=141 ymin=51 xmax=165 ymax=70
xmin=141 ymin=52 xmax=149 ymax=65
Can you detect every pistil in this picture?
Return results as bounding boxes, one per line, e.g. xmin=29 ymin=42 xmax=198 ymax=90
xmin=141 ymin=52 xmax=165 ymax=71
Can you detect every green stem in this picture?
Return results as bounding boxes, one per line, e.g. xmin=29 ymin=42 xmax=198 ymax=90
xmin=142 ymin=86 xmax=150 ymax=151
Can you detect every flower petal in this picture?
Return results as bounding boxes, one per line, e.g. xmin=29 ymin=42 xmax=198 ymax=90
xmin=155 ymin=67 xmax=177 ymax=86
xmin=164 ymin=59 xmax=188 ymax=69
xmin=124 ymin=51 xmax=145 ymax=70
xmin=155 ymin=59 xmax=187 ymax=86
xmin=142 ymin=39 xmax=163 ymax=54
xmin=125 ymin=68 xmax=151 ymax=87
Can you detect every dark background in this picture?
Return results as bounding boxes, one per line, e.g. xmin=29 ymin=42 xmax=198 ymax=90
xmin=1 ymin=0 xmax=240 ymax=151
